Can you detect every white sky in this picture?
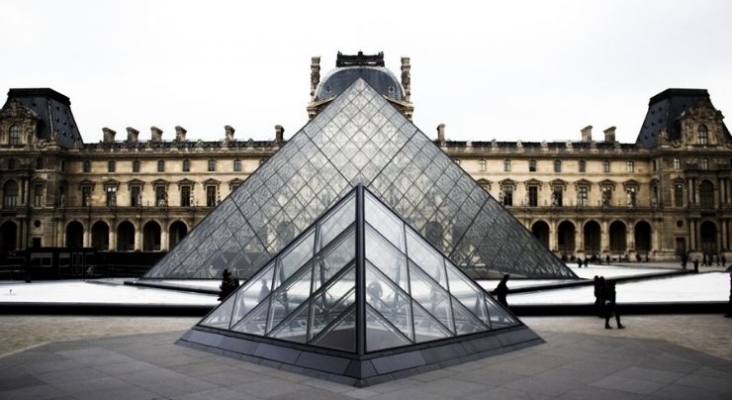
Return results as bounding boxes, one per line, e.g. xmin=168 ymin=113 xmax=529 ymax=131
xmin=3 ymin=0 xmax=732 ymax=144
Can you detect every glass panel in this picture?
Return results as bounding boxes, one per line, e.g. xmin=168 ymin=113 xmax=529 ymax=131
xmin=365 ymin=192 xmax=405 ymax=252
xmin=451 ymin=297 xmax=488 ymax=334
xmin=310 ymin=306 xmax=356 ymax=353
xmin=309 ymin=265 xmax=356 ymax=341
xmin=364 ymin=225 xmax=408 ymax=292
xmin=231 ymin=261 xmax=276 ymax=326
xmin=278 ymin=231 xmax=315 ymax=282
xmin=412 ymin=300 xmax=453 ymax=343
xmin=319 ymin=228 xmax=356 ymax=273
xmin=267 ymin=263 xmax=313 ymax=334
xmin=484 ymin=293 xmax=518 ymax=328
xmin=366 ymin=305 xmax=411 ymax=352
xmin=231 ymin=300 xmax=269 ymax=336
xmin=365 ymin=262 xmax=413 ymax=341
xmin=408 ymin=262 xmax=455 ymax=334
xmin=269 ymin=302 xmax=310 ymax=343
xmin=445 ymin=260 xmax=488 ymax=319
xmin=318 ymin=193 xmax=356 ymax=250
xmin=406 ymin=229 xmax=447 ymax=290
xmin=200 ymin=293 xmax=235 ymax=329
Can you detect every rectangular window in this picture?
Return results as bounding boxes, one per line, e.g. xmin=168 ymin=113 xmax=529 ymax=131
xmin=674 ymin=184 xmax=684 ymax=207
xmin=579 ymin=160 xmax=586 ymax=173
xmin=552 ymin=187 xmax=563 ymax=207
xmin=155 ymin=186 xmax=167 ymax=206
xmin=673 ymin=158 xmax=680 ymax=170
xmin=82 ymin=186 xmax=91 ymax=206
xmin=577 ymin=187 xmax=588 ymax=207
xmin=208 ymin=159 xmax=216 ymax=172
xmin=105 ymin=186 xmax=116 ymax=207
xmin=602 ymin=187 xmax=612 ymax=206
xmin=131 ymin=186 xmax=141 ymax=207
xmin=701 ymin=158 xmax=709 ymax=170
xmin=529 ymin=159 xmax=536 ymax=172
xmin=233 ymin=159 xmax=242 ymax=172
xmin=181 ymin=186 xmax=191 ymax=207
xmin=502 ymin=186 xmax=513 ymax=206
xmin=603 ymin=160 xmax=610 ymax=173
xmin=33 ymin=184 xmax=43 ymax=207
xmin=479 ymin=159 xmax=486 ymax=172
xmin=553 ymin=160 xmax=562 ymax=173
xmin=504 ymin=159 xmax=511 ymax=172
xmin=528 ymin=186 xmax=538 ymax=207
xmin=206 ymin=186 xmax=216 ymax=207
xmin=626 ymin=161 xmax=634 ymax=173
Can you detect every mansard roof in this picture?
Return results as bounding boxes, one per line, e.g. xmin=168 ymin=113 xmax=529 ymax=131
xmin=4 ymin=88 xmax=83 ymax=148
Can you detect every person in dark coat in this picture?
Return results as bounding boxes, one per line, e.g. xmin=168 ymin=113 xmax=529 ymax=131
xmin=603 ymin=280 xmax=625 ymax=329
xmin=494 ymin=274 xmax=510 ymax=307
xmin=218 ymin=269 xmax=239 ymax=301
xmin=693 ymin=258 xmax=700 ymax=273
xmin=593 ymin=276 xmax=605 ymax=317
xmin=725 ymin=273 xmax=732 ymax=318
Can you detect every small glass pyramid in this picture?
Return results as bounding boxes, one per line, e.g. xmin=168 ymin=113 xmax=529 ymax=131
xmin=146 ymin=78 xmax=575 ymax=281
xmin=180 ymin=185 xmax=542 ymax=386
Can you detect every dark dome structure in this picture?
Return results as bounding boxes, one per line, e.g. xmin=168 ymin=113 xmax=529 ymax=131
xmin=315 ymin=65 xmax=404 ymax=102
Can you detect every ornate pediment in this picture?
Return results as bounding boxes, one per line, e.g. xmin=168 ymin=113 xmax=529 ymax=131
xmin=523 ymin=178 xmax=543 ymax=190
xmin=177 ymin=178 xmax=195 ymax=187
xmin=574 ymin=179 xmax=592 ymax=191
xmin=623 ymin=179 xmax=639 ymax=189
xmin=599 ymin=179 xmax=616 ymax=189
xmin=127 ymin=179 xmax=145 ymax=189
xmin=203 ymin=178 xmax=220 ymax=187
xmin=0 ymin=99 xmax=39 ymax=120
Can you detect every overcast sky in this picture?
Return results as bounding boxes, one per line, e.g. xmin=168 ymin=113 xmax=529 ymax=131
xmin=3 ymin=1 xmax=731 ymax=145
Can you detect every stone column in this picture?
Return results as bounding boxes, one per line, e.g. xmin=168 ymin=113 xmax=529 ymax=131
xmin=135 ymin=222 xmax=143 ymax=251
xmin=601 ymin=220 xmax=609 ymax=252
xmin=161 ymin=228 xmax=168 ymax=252
xmin=109 ymin=227 xmax=117 ymax=251
xmin=575 ymin=221 xmax=584 ymax=254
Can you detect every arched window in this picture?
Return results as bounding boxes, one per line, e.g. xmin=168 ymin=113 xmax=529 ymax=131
xmin=157 ymin=160 xmax=165 ymax=172
xmin=700 ymin=180 xmax=714 ymax=208
xmin=9 ymin=125 xmax=21 ymax=145
xmin=698 ymin=124 xmax=709 ymax=145
xmin=83 ymin=160 xmax=91 ymax=173
xmin=3 ymin=181 xmax=18 ymax=207
xmin=233 ymin=159 xmax=242 ymax=172
xmin=108 ymin=160 xmax=116 ymax=173
xmin=182 ymin=159 xmax=191 ymax=172
xmin=132 ymin=159 xmax=140 ymax=173
xmin=207 ymin=159 xmax=216 ymax=172
xmin=578 ymin=160 xmax=586 ymax=173
xmin=553 ymin=160 xmax=562 ymax=173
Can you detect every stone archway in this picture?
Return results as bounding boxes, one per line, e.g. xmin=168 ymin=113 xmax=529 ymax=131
xmin=531 ymin=220 xmax=550 ymax=249
xmin=0 ymin=221 xmax=18 ymax=251
xmin=169 ymin=221 xmax=188 ymax=249
xmin=583 ymin=220 xmax=601 ymax=254
xmin=557 ymin=221 xmax=575 ymax=254
xmin=700 ymin=221 xmax=718 ymax=255
xmin=609 ymin=221 xmax=627 ymax=255
xmin=117 ymin=221 xmax=135 ymax=251
xmin=634 ymin=221 xmax=652 ymax=253
xmin=66 ymin=221 xmax=84 ymax=248
xmin=143 ymin=221 xmax=162 ymax=251
xmin=91 ymin=221 xmax=110 ymax=251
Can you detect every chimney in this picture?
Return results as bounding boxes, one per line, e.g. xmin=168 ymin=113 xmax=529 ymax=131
xmin=102 ymin=127 xmax=116 ymax=143
xmin=581 ymin=125 xmax=592 ymax=142
xmin=401 ymin=57 xmax=411 ymax=102
xmin=126 ymin=127 xmax=139 ymax=143
xmin=604 ymin=126 xmax=616 ymax=143
xmin=150 ymin=126 xmax=162 ymax=142
xmin=437 ymin=123 xmax=446 ymax=146
xmin=224 ymin=125 xmax=235 ymax=141
xmin=175 ymin=126 xmax=187 ymax=142
xmin=275 ymin=125 xmax=285 ymax=145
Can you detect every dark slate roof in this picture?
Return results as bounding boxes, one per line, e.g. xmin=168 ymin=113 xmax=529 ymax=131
xmin=635 ymin=88 xmax=731 ymax=148
xmin=315 ymin=66 xmax=404 ymax=101
xmin=6 ymin=88 xmax=83 ymax=148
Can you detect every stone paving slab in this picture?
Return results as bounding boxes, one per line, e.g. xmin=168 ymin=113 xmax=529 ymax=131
xmin=0 ymin=317 xmax=731 ymax=399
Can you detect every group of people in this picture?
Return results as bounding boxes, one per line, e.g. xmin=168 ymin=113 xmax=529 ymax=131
xmin=593 ymin=276 xmax=624 ymax=329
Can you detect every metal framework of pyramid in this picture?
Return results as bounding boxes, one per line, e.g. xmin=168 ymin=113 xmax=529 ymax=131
xmin=177 ymin=185 xmax=543 ymax=386
xmin=145 ymin=78 xmax=575 ymax=280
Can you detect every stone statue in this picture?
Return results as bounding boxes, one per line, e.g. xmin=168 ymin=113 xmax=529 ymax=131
xmin=310 ymin=56 xmax=321 ymax=98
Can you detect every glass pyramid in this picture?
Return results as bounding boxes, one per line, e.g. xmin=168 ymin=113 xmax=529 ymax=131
xmin=146 ymin=78 xmax=575 ymax=280
xmin=179 ymin=185 xmax=543 ymax=386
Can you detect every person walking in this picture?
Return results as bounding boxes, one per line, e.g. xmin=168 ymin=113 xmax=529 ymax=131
xmin=494 ymin=274 xmax=510 ymax=308
xmin=603 ymin=280 xmax=625 ymax=329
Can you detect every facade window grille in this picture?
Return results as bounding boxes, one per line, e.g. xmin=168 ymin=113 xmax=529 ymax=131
xmin=130 ymin=186 xmax=141 ymax=207
xmin=700 ymin=181 xmax=714 ymax=208
xmin=578 ymin=160 xmax=586 ymax=173
xmin=83 ymin=160 xmax=91 ymax=173
xmin=182 ymin=159 xmax=191 ymax=172
xmin=9 ymin=125 xmax=21 ymax=145
xmin=503 ymin=159 xmax=511 ymax=172
xmin=552 ymin=186 xmax=563 ymax=207
xmin=602 ymin=187 xmax=612 ymax=206
xmin=81 ymin=186 xmax=92 ymax=206
xmin=132 ymin=160 xmax=140 ymax=173
xmin=603 ymin=159 xmax=610 ymax=172
xmin=181 ymin=186 xmax=192 ymax=207
xmin=4 ymin=181 xmax=18 ymax=206
xmin=501 ymin=185 xmax=513 ymax=206
xmin=529 ymin=159 xmax=536 ymax=172
xmin=698 ymin=124 xmax=709 ymax=145
xmin=157 ymin=160 xmax=165 ymax=172
xmin=577 ymin=186 xmax=588 ymax=207
xmin=553 ymin=160 xmax=562 ymax=173
xmin=105 ymin=186 xmax=117 ymax=207
xmin=208 ymin=159 xmax=216 ymax=172
xmin=155 ymin=185 xmax=167 ymax=206
xmin=108 ymin=160 xmax=116 ymax=173
xmin=233 ymin=159 xmax=242 ymax=172
xmin=33 ymin=184 xmax=43 ymax=207
xmin=674 ymin=184 xmax=684 ymax=207
xmin=673 ymin=158 xmax=681 ymax=170
xmin=701 ymin=158 xmax=709 ymax=170
xmin=528 ymin=186 xmax=538 ymax=207
xmin=206 ymin=186 xmax=217 ymax=207
xmin=626 ymin=161 xmax=634 ymax=173
xmin=479 ymin=159 xmax=486 ymax=172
